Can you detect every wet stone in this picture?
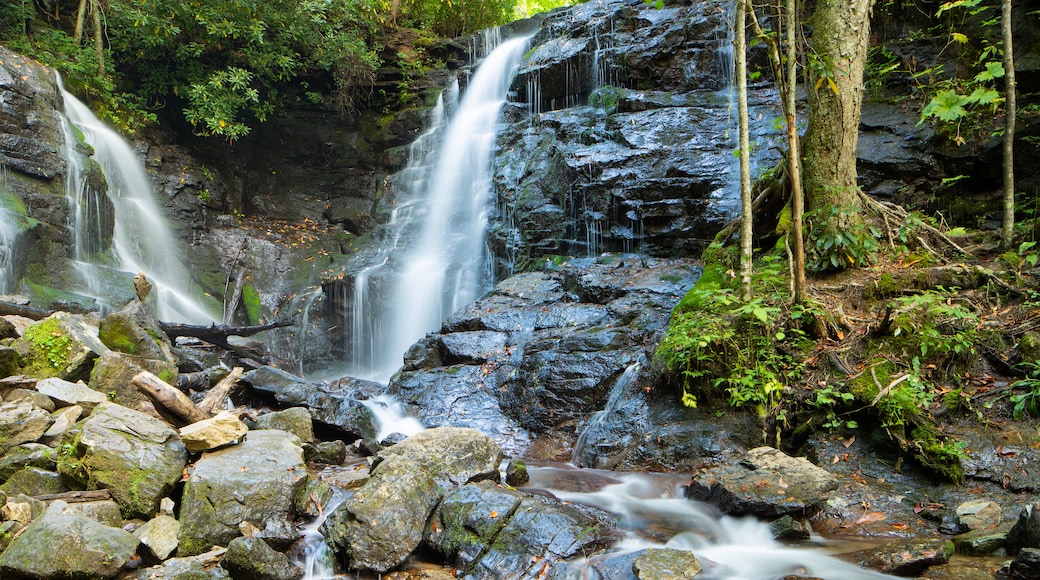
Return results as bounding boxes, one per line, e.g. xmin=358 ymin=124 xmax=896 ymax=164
xmin=953 ymin=522 xmax=1014 ymax=555
xmin=632 ymin=548 xmax=702 ymax=579
xmin=839 ymin=538 xmax=954 ymax=576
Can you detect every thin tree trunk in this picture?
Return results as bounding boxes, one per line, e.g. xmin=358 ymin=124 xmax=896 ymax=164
xmin=786 ymin=0 xmax=806 ymax=303
xmin=1001 ymin=0 xmax=1016 ymax=248
xmin=92 ymin=0 xmax=104 ymax=75
xmin=736 ymin=0 xmax=753 ymax=301
xmin=73 ymin=0 xmax=87 ymax=44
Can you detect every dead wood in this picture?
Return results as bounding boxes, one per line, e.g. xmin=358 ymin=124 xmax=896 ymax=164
xmin=132 ymin=370 xmax=210 ymax=424
xmin=196 ymin=367 xmax=244 ymax=416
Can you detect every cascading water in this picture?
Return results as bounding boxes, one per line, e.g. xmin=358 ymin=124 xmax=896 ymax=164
xmin=343 ymin=35 xmax=531 ymax=382
xmin=58 ymin=83 xmax=213 ymax=323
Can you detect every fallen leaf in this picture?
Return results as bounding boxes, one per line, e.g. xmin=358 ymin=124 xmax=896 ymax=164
xmin=832 ymin=454 xmax=840 ymax=464
xmin=854 ymin=512 xmax=886 ymax=525
xmin=891 ymin=523 xmax=909 ymax=530
xmin=843 ymin=436 xmax=856 ymax=448
xmin=489 ymin=511 xmax=498 ymax=519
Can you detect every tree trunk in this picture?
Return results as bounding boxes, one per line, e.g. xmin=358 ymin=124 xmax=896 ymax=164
xmin=802 ymin=0 xmax=875 ymax=214
xmin=736 ymin=0 xmax=753 ymax=301
xmin=1001 ymin=0 xmax=1016 ymax=248
xmin=73 ymin=0 xmax=87 ymax=44
xmin=91 ymin=0 xmax=104 ymax=75
xmin=786 ymin=0 xmax=806 ymax=303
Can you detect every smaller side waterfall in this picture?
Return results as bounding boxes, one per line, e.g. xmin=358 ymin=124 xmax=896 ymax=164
xmin=0 ymin=207 xmax=17 ymax=294
xmin=572 ymin=362 xmax=641 ymax=466
xmin=59 ymin=83 xmax=213 ymax=323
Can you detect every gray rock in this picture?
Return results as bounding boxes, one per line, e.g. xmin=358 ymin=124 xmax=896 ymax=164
xmin=4 ymin=387 xmax=55 ymax=411
xmin=768 ymin=515 xmax=811 ymax=542
xmin=178 ymin=430 xmax=308 ymax=556
xmin=245 ymin=366 xmax=383 ymax=438
xmin=840 ymin=538 xmax=954 ymax=576
xmin=98 ymin=300 xmax=177 ymax=363
xmin=687 ymin=447 xmax=840 ymax=518
xmin=1 ymin=493 xmax=46 ymax=523
xmin=254 ymin=407 xmax=314 ymax=443
xmin=0 ymin=443 xmax=57 ymax=483
xmin=425 ymin=480 xmax=619 ymax=579
xmin=135 ymin=513 xmax=181 ymax=561
xmin=0 ymin=466 xmax=67 ymax=496
xmin=322 ymin=428 xmax=503 ymax=573
xmin=89 ymin=350 xmax=178 ymax=410
xmin=0 ymin=346 xmax=19 ymax=376
xmin=223 ymin=536 xmax=304 ymax=580
xmin=953 ymin=523 xmax=1014 ymax=555
xmin=43 ymin=403 xmax=84 ymax=441
xmin=75 ymin=499 xmax=124 ymax=527
xmin=311 ymin=440 xmax=348 ymax=465
xmin=0 ymin=400 xmax=53 ymax=454
xmin=0 ymin=500 xmax=139 ymax=579
xmin=632 ymin=548 xmax=702 ymax=580
xmin=1010 ymin=547 xmax=1040 ymax=580
xmin=59 ymin=401 xmax=187 ymax=518
xmin=36 ymin=376 xmax=107 ymax=410
xmin=1009 ymin=504 xmax=1040 ymax=556
xmin=123 ymin=548 xmax=231 ymax=580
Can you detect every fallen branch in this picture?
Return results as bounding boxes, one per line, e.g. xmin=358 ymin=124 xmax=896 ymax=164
xmin=197 ymin=367 xmax=244 ymax=416
xmin=133 ymin=370 xmax=210 ymax=424
xmin=159 ymin=319 xmax=294 ymax=341
xmin=34 ymin=490 xmax=111 ymax=503
xmin=0 ymin=301 xmax=55 ymax=320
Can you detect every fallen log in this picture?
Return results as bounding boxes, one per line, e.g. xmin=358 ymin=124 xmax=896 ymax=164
xmin=34 ymin=490 xmax=112 ymax=503
xmin=158 ymin=319 xmax=294 ymax=342
xmin=0 ymin=301 xmax=55 ymax=320
xmin=197 ymin=367 xmax=244 ymax=415
xmin=132 ymin=370 xmax=210 ymax=424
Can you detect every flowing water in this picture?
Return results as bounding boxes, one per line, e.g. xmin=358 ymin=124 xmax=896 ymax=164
xmin=340 ymin=35 xmax=531 ymax=382
xmin=0 ymin=168 xmax=18 ymax=293
xmin=58 ymin=83 xmax=213 ymax=323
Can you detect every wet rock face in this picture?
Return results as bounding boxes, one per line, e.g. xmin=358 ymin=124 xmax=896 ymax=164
xmin=493 ymin=0 xmax=783 ymax=268
xmin=388 ymin=256 xmax=744 ymax=469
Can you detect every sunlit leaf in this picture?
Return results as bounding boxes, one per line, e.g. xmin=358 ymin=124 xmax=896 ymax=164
xmin=951 ymin=32 xmax=968 ymax=44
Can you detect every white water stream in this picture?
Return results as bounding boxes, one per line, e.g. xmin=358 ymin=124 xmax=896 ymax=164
xmin=58 ymin=82 xmax=213 ymax=323
xmin=0 ymin=168 xmax=17 ymax=293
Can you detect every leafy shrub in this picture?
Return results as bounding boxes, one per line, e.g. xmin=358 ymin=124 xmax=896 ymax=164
xmin=400 ymin=0 xmax=518 ymax=37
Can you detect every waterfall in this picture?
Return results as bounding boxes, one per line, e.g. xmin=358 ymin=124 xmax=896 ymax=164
xmin=343 ymin=35 xmax=530 ymax=382
xmin=58 ymin=82 xmax=213 ymax=323
xmin=572 ymin=362 xmax=641 ymax=466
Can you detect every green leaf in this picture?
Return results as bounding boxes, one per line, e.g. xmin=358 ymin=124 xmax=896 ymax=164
xmin=921 ymin=90 xmax=971 ymax=123
xmin=974 ymin=61 xmax=1006 ymax=82
xmin=951 ymin=32 xmax=968 ymax=44
xmin=967 ymin=87 xmax=1000 ymax=106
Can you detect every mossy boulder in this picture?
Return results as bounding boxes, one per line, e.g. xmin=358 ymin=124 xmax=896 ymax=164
xmin=222 ymin=536 xmax=304 ymax=580
xmin=98 ymin=300 xmax=176 ymax=363
xmin=254 ymin=407 xmax=314 ymax=443
xmin=0 ymin=400 xmax=53 ymax=455
xmin=58 ymin=402 xmax=187 ymax=519
xmin=0 ymin=466 xmax=67 ymax=496
xmin=0 ymin=345 xmax=19 ymax=376
xmin=13 ymin=312 xmax=109 ymax=381
xmin=0 ymin=500 xmax=139 ymax=579
xmin=178 ymin=430 xmax=309 ymax=556
xmin=89 ymin=350 xmax=178 ymax=410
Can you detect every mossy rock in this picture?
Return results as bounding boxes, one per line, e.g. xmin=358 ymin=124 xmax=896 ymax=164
xmin=98 ymin=301 xmax=176 ymax=363
xmin=89 ymin=350 xmax=178 ymax=409
xmin=13 ymin=313 xmax=107 ymax=381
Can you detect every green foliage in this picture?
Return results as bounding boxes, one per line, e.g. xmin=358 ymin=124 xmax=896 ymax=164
xmin=888 ymin=288 xmax=979 ymax=361
xmin=21 ymin=318 xmax=75 ymax=378
xmin=400 ymin=0 xmax=519 ymax=38
xmin=515 ymin=0 xmax=577 ymax=18
xmin=1010 ymin=359 xmax=1040 ymax=419
xmin=806 ymin=205 xmax=881 ymax=272
xmin=657 ymin=256 xmax=813 ymax=412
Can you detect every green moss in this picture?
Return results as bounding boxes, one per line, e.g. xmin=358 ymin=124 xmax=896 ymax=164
xmin=863 ymin=273 xmax=900 ymax=301
xmin=910 ymin=422 xmax=966 ymax=484
xmin=98 ymin=317 xmax=139 ymax=355
xmin=157 ymin=367 xmax=177 ymax=385
xmin=242 ymin=283 xmax=263 ymax=325
xmin=21 ymin=318 xmax=75 ymax=378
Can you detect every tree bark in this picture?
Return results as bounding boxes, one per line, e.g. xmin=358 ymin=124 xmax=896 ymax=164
xmin=802 ymin=0 xmax=875 ymax=213
xmin=196 ymin=367 xmax=244 ymax=416
xmin=786 ymin=0 xmax=806 ymax=303
xmin=73 ymin=0 xmax=87 ymax=44
xmin=1001 ymin=0 xmax=1016 ymax=248
xmin=91 ymin=0 xmax=104 ymax=75
xmin=736 ymin=0 xmax=753 ymax=301
xmin=132 ymin=370 xmax=210 ymax=425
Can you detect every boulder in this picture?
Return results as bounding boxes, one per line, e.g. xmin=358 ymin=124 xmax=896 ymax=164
xmin=1 ymin=493 xmax=46 ymax=523
xmin=254 ymin=407 xmax=314 ymax=443
xmin=0 ymin=466 xmax=66 ymax=496
xmin=59 ymin=401 xmax=187 ymax=518
xmin=1010 ymin=548 xmax=1040 ymax=580
xmin=632 ymin=548 xmax=702 ymax=580
xmin=956 ymin=499 xmax=1001 ymax=530
xmin=43 ymin=403 xmax=83 ymax=441
xmin=178 ymin=429 xmax=309 ymax=556
xmin=135 ymin=513 xmax=181 ymax=561
xmin=311 ymin=440 xmax=348 ymax=465
xmin=322 ymin=428 xmax=503 ymax=573
xmin=178 ymin=411 xmax=249 ymax=453
xmin=36 ymin=376 xmax=107 ymax=410
xmin=223 ymin=536 xmax=304 ymax=580
xmin=98 ymin=300 xmax=177 ymax=363
xmin=4 ymin=387 xmax=55 ymax=411
xmin=840 ymin=538 xmax=954 ymax=576
xmin=0 ymin=500 xmax=139 ymax=579
xmin=424 ymin=480 xmax=619 ymax=579
xmin=1009 ymin=504 xmax=1040 ymax=556
xmin=0 ymin=346 xmax=19 ymax=377
xmin=687 ymin=447 xmax=839 ymax=518
xmin=0 ymin=443 xmax=57 ymax=482
xmin=0 ymin=400 xmax=53 ymax=454
xmin=953 ymin=523 xmax=1014 ymax=555
xmin=13 ymin=312 xmax=108 ymax=381
xmin=245 ymin=366 xmax=382 ymax=438
xmin=89 ymin=350 xmax=179 ymax=410
xmin=123 ymin=548 xmax=230 ymax=580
